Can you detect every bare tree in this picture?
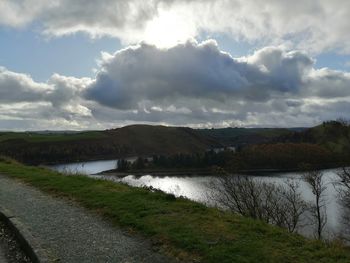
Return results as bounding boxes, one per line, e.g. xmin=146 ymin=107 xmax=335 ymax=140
xmin=303 ymin=169 xmax=327 ymax=240
xmin=280 ymin=180 xmax=308 ymax=233
xmin=336 ymin=167 xmax=350 ymax=241
xmin=337 ymin=167 xmax=350 ymax=193
xmin=208 ymin=175 xmax=307 ymax=233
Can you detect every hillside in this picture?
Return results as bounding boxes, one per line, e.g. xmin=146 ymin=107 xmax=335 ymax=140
xmin=106 ymin=125 xmax=220 ymax=154
xmin=0 ymin=125 xmax=220 ymax=164
xmin=1 ymin=121 xmax=349 ymax=166
xmin=198 ymin=127 xmax=301 ymax=146
xmin=276 ymin=121 xmax=350 ymax=159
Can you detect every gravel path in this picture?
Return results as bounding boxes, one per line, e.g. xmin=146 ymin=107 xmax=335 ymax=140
xmin=0 ymin=174 xmax=175 ymax=263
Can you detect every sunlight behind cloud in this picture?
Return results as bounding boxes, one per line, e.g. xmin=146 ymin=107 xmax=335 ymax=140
xmin=143 ymin=6 xmax=196 ymax=48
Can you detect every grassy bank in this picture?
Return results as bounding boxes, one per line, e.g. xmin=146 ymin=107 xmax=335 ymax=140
xmin=0 ymin=160 xmax=349 ymax=262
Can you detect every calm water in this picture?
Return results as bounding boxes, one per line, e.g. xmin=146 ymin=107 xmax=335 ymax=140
xmin=51 ymin=157 xmax=137 ymax=175
xmin=50 ymin=159 xmax=345 ymax=239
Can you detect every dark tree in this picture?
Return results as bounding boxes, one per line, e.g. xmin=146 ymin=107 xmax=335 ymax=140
xmin=133 ymin=157 xmax=146 ymax=169
xmin=303 ymin=169 xmax=327 ymax=240
xmin=336 ymin=167 xmax=350 ymax=240
xmin=117 ymin=159 xmax=130 ymax=171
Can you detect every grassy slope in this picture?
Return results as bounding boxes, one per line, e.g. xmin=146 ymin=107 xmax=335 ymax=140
xmin=0 ymin=161 xmax=349 ymax=263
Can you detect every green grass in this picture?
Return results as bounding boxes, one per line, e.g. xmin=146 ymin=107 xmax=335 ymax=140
xmin=0 ymin=131 xmax=106 ymax=143
xmin=0 ymin=159 xmax=349 ymax=262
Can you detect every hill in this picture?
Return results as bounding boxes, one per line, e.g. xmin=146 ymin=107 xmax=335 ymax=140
xmin=276 ymin=120 xmax=350 ymax=159
xmin=198 ymin=127 xmax=302 ymax=146
xmin=0 ymin=125 xmax=220 ymax=164
xmin=106 ymin=124 xmax=220 ymax=154
xmin=1 ymin=121 xmax=349 ymax=166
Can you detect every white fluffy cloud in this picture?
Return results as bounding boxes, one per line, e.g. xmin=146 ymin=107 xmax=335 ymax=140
xmin=2 ymin=40 xmax=349 ymax=130
xmin=0 ymin=0 xmax=52 ymax=28
xmin=0 ymin=68 xmax=91 ymax=105
xmin=0 ymin=68 xmax=93 ymax=130
xmin=0 ymin=0 xmax=166 ymax=44
xmin=193 ymin=0 xmax=350 ymax=54
xmin=85 ymin=40 xmax=350 ymax=108
xmin=80 ymin=41 xmax=350 ymax=127
xmin=0 ymin=67 xmax=51 ymax=102
xmin=1 ymin=0 xmax=350 ymax=53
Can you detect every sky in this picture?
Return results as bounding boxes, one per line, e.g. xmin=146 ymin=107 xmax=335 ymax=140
xmin=0 ymin=0 xmax=350 ymax=130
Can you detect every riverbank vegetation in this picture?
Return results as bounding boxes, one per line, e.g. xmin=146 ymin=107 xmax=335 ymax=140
xmin=303 ymin=169 xmax=328 ymax=240
xmin=209 ymin=175 xmax=308 ymax=234
xmin=116 ymin=142 xmax=341 ymax=174
xmin=337 ymin=167 xmax=350 ymax=241
xmin=0 ymin=159 xmax=350 ymax=262
xmin=110 ymin=120 xmax=350 ymax=174
xmin=208 ymin=167 xmax=347 ymax=240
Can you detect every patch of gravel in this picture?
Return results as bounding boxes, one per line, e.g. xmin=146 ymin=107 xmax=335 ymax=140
xmin=0 ymin=220 xmax=31 ymax=263
xmin=0 ymin=175 xmax=177 ymax=263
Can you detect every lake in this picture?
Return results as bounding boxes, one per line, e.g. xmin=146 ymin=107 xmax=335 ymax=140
xmin=50 ymin=159 xmax=346 ymax=239
xmin=51 ymin=157 xmax=137 ymax=175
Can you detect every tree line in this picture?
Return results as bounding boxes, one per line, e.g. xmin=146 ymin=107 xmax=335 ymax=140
xmin=117 ymin=143 xmax=343 ymax=172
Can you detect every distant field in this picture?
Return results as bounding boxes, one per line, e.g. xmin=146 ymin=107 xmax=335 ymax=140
xmin=0 ymin=131 xmax=106 ymax=143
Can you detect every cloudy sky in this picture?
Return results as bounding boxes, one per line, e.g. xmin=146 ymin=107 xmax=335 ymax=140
xmin=1 ymin=0 xmax=350 ymax=130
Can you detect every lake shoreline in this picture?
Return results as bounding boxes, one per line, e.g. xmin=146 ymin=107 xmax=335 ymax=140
xmin=98 ymin=166 xmax=342 ymax=178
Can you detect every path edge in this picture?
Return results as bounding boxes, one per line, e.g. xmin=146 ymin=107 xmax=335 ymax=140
xmin=0 ymin=205 xmax=51 ymax=263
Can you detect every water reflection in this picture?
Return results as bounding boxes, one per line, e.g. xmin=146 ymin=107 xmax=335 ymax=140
xmin=96 ymin=174 xmax=214 ymax=203
xmin=51 ymin=158 xmax=136 ymax=175
xmin=51 ymin=159 xmax=118 ymax=175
